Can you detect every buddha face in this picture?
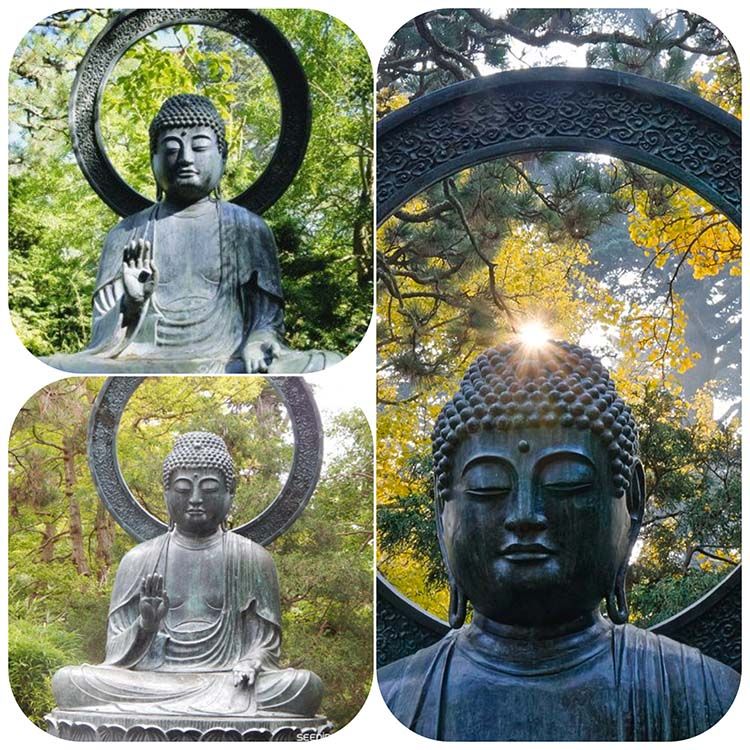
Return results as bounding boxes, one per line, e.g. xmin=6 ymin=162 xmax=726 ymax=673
xmin=165 ymin=467 xmax=232 ymax=536
xmin=151 ymin=126 xmax=224 ymax=204
xmin=441 ymin=424 xmax=640 ymax=626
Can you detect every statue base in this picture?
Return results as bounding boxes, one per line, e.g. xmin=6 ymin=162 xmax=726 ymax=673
xmin=46 ymin=709 xmax=333 ymax=741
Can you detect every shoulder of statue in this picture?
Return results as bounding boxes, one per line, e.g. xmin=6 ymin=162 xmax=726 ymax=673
xmin=617 ymin=623 xmax=694 ymax=656
xmin=225 ymin=531 xmax=275 ymax=565
xmin=220 ymin=200 xmax=260 ymax=223
xmin=119 ymin=534 xmax=168 ymax=567
xmin=378 ymin=631 xmax=459 ymax=693
xmin=220 ymin=202 xmax=272 ymax=234
xmin=616 ymin=623 xmax=740 ymax=717
xmin=617 ymin=623 xmax=741 ymax=678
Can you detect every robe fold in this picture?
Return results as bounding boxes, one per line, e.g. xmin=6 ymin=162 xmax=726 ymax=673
xmin=42 ymin=201 xmax=339 ymax=373
xmin=52 ymin=532 xmax=323 ymax=718
xmin=87 ymin=201 xmax=284 ymax=367
xmin=105 ymin=532 xmax=281 ymax=671
xmin=378 ymin=615 xmax=739 ymax=741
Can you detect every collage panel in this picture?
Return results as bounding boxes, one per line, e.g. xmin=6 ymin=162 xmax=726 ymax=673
xmin=8 ymin=8 xmax=373 ymax=375
xmin=375 ymin=7 xmax=741 ymax=742
xmin=8 ymin=375 xmax=373 ymax=739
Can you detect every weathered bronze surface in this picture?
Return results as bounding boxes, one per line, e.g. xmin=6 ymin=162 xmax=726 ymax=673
xmin=48 ymin=431 xmax=328 ymax=740
xmin=378 ymin=341 xmax=739 ymax=741
xmin=45 ymin=92 xmax=340 ymax=374
xmin=377 ymin=68 xmax=741 ymax=228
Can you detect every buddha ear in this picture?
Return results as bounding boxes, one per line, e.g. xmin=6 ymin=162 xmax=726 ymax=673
xmin=150 ymin=155 xmax=164 ymax=201
xmin=607 ymin=459 xmax=645 ymax=624
xmin=222 ymin=489 xmax=234 ymax=521
xmin=626 ymin=459 xmax=646 ymax=541
xmin=434 ymin=475 xmax=467 ymax=629
xmin=433 ymin=475 xmax=450 ymax=569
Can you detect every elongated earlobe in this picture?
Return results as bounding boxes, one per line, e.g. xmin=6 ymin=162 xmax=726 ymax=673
xmin=449 ymin=581 xmax=467 ymax=629
xmin=607 ymin=460 xmax=646 ymax=625
xmin=606 ymin=565 xmax=629 ymax=624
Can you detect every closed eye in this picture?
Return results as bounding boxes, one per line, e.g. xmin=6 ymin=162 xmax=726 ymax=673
xmin=465 ymin=487 xmax=512 ymax=498
xmin=543 ymin=482 xmax=594 ymax=494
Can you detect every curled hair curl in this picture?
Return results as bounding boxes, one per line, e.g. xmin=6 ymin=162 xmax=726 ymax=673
xmin=162 ymin=431 xmax=236 ymax=493
xmin=149 ymin=94 xmax=228 ymax=160
xmin=432 ymin=341 xmax=638 ymax=503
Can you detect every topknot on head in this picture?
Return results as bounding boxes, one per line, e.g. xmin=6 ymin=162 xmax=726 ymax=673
xmin=432 ymin=340 xmax=638 ymax=502
xmin=162 ymin=431 xmax=236 ymax=493
xmin=149 ymin=94 xmax=228 ymax=159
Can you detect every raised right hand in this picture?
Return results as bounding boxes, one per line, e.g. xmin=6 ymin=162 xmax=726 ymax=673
xmin=139 ymin=573 xmax=169 ymax=632
xmin=122 ymin=239 xmax=158 ymax=306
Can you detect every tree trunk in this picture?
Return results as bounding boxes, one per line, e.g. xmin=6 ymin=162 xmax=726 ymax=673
xmin=63 ymin=436 xmax=90 ymax=576
xmin=94 ymin=499 xmax=115 ymax=580
xmin=40 ymin=521 xmax=56 ymax=563
xmin=353 ymin=149 xmax=373 ymax=288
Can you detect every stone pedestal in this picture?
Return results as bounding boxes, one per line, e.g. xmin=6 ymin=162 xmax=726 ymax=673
xmin=46 ymin=709 xmax=332 ymax=741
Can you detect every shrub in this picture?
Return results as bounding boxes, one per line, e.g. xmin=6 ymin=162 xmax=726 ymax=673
xmin=8 ymin=619 xmax=82 ymax=728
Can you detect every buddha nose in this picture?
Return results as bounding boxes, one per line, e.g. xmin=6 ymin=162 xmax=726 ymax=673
xmin=504 ymin=481 xmax=546 ymax=533
xmin=178 ymin=146 xmax=194 ymax=164
xmin=188 ymin=486 xmax=203 ymax=507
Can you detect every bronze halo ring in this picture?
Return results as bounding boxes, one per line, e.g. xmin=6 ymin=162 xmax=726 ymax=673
xmin=70 ymin=8 xmax=311 ymax=218
xmin=87 ymin=377 xmax=323 ymax=546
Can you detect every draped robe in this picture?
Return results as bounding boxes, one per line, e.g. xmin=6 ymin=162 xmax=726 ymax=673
xmin=52 ymin=531 xmax=322 ymax=717
xmin=378 ymin=613 xmax=739 ymax=741
xmin=43 ymin=200 xmax=338 ymax=373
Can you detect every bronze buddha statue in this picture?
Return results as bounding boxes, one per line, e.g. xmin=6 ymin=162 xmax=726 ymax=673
xmin=43 ymin=95 xmax=340 ymax=374
xmin=378 ymin=340 xmax=739 ymax=741
xmin=51 ymin=432 xmax=323 ymax=723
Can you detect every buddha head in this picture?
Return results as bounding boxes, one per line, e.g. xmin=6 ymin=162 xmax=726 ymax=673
xmin=149 ymin=94 xmax=228 ymax=204
xmin=432 ymin=340 xmax=645 ymax=629
xmin=162 ymin=431 xmax=236 ymax=536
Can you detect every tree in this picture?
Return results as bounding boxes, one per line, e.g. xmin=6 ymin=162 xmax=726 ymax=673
xmin=628 ymin=386 xmax=740 ymax=625
xmin=378 ymin=9 xmax=732 ymax=100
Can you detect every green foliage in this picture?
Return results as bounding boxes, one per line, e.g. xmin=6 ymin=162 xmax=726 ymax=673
xmin=9 ymin=9 xmax=372 ymax=357
xmin=8 ymin=379 xmax=373 ymax=730
xmin=630 ymin=569 xmax=728 ymax=628
xmin=377 ymin=453 xmax=445 ymax=588
xmin=627 ymin=386 xmax=740 ymax=608
xmin=272 ymin=410 xmax=373 ymax=727
xmin=8 ymin=619 xmax=83 ymax=727
xmin=379 ymin=9 xmax=735 ymax=102
xmin=263 ymin=10 xmax=374 ymax=352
